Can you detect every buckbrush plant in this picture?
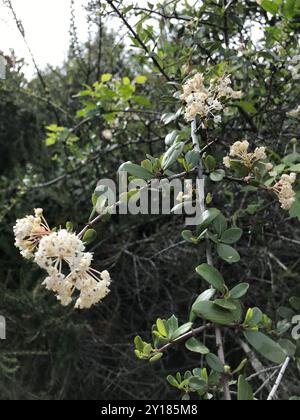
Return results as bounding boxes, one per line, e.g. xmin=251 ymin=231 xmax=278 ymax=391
xmin=10 ymin=0 xmax=300 ymax=401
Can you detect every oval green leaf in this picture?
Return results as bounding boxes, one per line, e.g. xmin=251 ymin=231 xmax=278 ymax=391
xmin=195 ymin=264 xmax=225 ymax=293
xmin=221 ymin=228 xmax=243 ymax=244
xmin=217 ymin=243 xmax=240 ymax=264
xmin=229 ymin=283 xmax=250 ymax=299
xmin=244 ymin=331 xmax=287 ymax=364
xmin=193 ymin=301 xmax=239 ymax=325
xmin=185 ymin=338 xmax=210 ymax=355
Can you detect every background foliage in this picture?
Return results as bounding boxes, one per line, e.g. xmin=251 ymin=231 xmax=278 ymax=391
xmin=0 ymin=0 xmax=300 ymax=400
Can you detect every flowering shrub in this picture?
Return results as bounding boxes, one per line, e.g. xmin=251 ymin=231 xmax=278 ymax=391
xmin=6 ymin=0 xmax=300 ymax=401
xmin=14 ymin=68 xmax=299 ymax=399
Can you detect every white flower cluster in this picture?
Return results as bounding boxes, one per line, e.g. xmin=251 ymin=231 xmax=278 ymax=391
xmin=223 ymin=140 xmax=270 ymax=170
xmin=180 ymin=73 xmax=242 ymax=123
xmin=272 ymin=173 xmax=297 ymax=210
xmin=13 ymin=208 xmax=51 ymax=259
xmin=287 ymin=105 xmax=300 ymax=119
xmin=223 ymin=143 xmax=297 ymax=210
xmin=13 ymin=210 xmax=111 ymax=309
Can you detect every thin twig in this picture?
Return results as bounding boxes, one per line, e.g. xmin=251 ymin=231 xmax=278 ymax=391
xmin=155 ymin=325 xmax=211 ymax=353
xmin=106 ymin=0 xmax=171 ymax=81
xmin=267 ymin=357 xmax=291 ymax=401
xmin=192 ymin=119 xmax=231 ymax=400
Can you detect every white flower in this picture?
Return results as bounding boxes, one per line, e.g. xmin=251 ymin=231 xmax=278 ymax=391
xmin=102 ymin=129 xmax=113 ymax=141
xmin=74 ymin=267 xmax=111 ymax=310
xmin=254 ymin=147 xmax=267 ymax=160
xmin=42 ymin=273 xmax=74 ymax=307
xmin=223 ymin=156 xmax=231 ymax=168
xmin=273 ymin=173 xmax=297 ymax=210
xmin=13 ymin=209 xmax=50 ymax=259
xmin=15 ymin=211 xmax=112 ymax=310
xmin=38 ymin=242 xmax=111 ymax=309
xmin=181 ymin=73 xmax=242 ymax=123
xmin=265 ymin=163 xmax=273 ymax=172
xmin=229 ymin=140 xmax=249 ymax=157
xmin=34 ymin=229 xmax=85 ymax=275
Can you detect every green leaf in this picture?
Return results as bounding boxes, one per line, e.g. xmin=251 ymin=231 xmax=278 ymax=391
xmin=247 ymin=307 xmax=263 ymax=326
xmin=213 ymin=213 xmax=228 ymax=237
xmin=122 ymin=77 xmax=131 ymax=86
xmin=185 ymin=338 xmax=210 ymax=355
xmin=119 ymin=162 xmax=154 ymax=180
xmin=221 ymin=228 xmax=243 ymax=244
xmin=230 ymin=160 xmax=250 ymax=178
xmin=83 ymin=229 xmax=97 ymax=245
xmin=188 ymin=377 xmax=207 ymax=391
xmin=193 ymin=301 xmax=239 ymax=325
xmin=238 ymin=100 xmax=257 ymax=114
xmin=165 ymin=131 xmax=178 ymax=146
xmin=131 ymin=95 xmax=151 ymax=107
xmin=46 ymin=124 xmax=65 ymax=132
xmin=135 ymin=75 xmax=148 ymax=84
xmin=214 ymin=299 xmax=237 ymax=311
xmin=150 ymin=353 xmax=163 ymax=363
xmin=278 ymin=339 xmax=296 ymax=357
xmin=101 ymin=73 xmax=112 ymax=83
xmin=95 ymin=195 xmax=108 ymax=214
xmin=259 ymin=0 xmax=279 ymax=15
xmin=134 ymin=336 xmax=144 ymax=352
xmin=120 ymin=189 xmax=140 ymax=203
xmin=156 ymin=319 xmax=168 ymax=337
xmin=205 ymin=155 xmax=216 ymax=172
xmin=161 ymin=112 xmax=177 ymax=125
xmin=206 ymin=353 xmax=224 ymax=373
xmin=238 ymin=375 xmax=253 ymax=401
xmin=244 ymin=331 xmax=287 ymax=364
xmin=66 ymin=221 xmax=73 ymax=232
xmin=289 ymin=296 xmax=300 ymax=311
xmin=189 ymin=289 xmax=216 ymax=322
xmin=210 ymin=169 xmax=225 ymax=182
xmin=282 ymin=0 xmax=298 ymax=18
xmin=195 ymin=264 xmax=225 ymax=293
xmin=229 ymin=283 xmax=250 ymax=299
xmin=182 ymin=230 xmax=197 ymax=244
xmin=141 ymin=159 xmax=153 ymax=173
xmin=167 ymin=375 xmax=180 ymax=388
xmin=172 ymin=323 xmax=193 ymax=340
xmin=161 ymin=142 xmax=185 ymax=170
xmin=233 ymin=359 xmax=248 ymax=374
xmin=167 ymin=315 xmax=178 ymax=336
xmin=217 ymin=243 xmax=240 ymax=264
xmin=185 ymin=150 xmax=200 ymax=169
xmin=197 ymin=208 xmax=221 ymax=233
xmin=289 ymin=164 xmax=300 ymax=172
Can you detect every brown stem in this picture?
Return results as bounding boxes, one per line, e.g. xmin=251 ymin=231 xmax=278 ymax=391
xmin=155 ymin=325 xmax=211 ymax=353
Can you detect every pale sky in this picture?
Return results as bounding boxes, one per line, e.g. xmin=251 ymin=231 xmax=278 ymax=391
xmin=0 ymin=0 xmax=90 ymax=77
xmin=0 ymin=0 xmax=155 ymax=78
xmin=0 ymin=1 xmax=261 ymax=80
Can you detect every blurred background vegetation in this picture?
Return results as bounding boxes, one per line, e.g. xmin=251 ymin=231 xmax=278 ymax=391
xmin=0 ymin=0 xmax=300 ymax=400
